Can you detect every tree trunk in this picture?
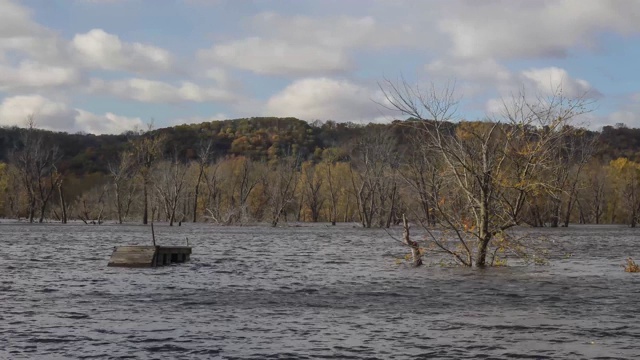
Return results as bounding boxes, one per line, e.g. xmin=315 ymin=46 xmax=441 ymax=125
xmin=385 ymin=184 xmax=397 ymax=228
xmin=327 ymin=165 xmax=337 ymax=226
xmin=271 ymin=208 xmax=283 ymax=227
xmin=296 ymin=193 xmax=304 ymax=222
xmin=59 ymin=184 xmax=67 ymax=224
xmin=143 ymin=181 xmax=148 ymax=225
xmin=38 ymin=202 xmax=47 ymax=223
xmin=28 ymin=197 xmax=36 ymax=223
xmin=115 ymin=182 xmax=123 ymax=224
xmin=476 ymin=175 xmax=491 ymax=268
xmin=563 ymin=192 xmax=575 ymax=227
xmin=193 ymin=168 xmax=204 ymax=222
xmin=550 ymin=199 xmax=560 ymax=227
xmin=402 ymin=214 xmax=422 ymax=267
xmin=475 ymin=236 xmax=491 ymax=268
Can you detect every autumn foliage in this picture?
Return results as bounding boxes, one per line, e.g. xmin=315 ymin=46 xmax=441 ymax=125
xmin=0 ymin=116 xmax=639 ymax=237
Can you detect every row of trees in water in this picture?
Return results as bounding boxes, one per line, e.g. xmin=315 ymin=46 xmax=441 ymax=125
xmin=2 ymin=116 xmax=640 ymax=229
xmin=1 ymin=84 xmax=640 ymax=266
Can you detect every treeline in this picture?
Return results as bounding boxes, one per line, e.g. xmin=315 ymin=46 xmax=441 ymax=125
xmin=1 ymin=117 xmax=640 ymax=227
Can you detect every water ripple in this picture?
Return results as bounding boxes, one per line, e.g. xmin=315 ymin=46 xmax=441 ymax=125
xmin=0 ymin=223 xmax=638 ymax=359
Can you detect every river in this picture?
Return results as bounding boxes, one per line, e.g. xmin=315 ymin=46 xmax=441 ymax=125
xmin=1 ymin=222 xmax=638 ymax=359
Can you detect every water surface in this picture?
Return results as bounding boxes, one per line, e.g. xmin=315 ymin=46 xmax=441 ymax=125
xmin=1 ymin=223 xmax=638 ymax=359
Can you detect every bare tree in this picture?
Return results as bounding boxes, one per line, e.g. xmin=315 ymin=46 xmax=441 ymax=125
xmin=154 ymin=155 xmax=189 ymax=226
xmin=300 ymin=160 xmax=324 ymax=222
xmin=57 ymin=176 xmax=68 ymax=224
xmin=267 ymin=156 xmax=301 ymax=227
xmin=608 ymin=158 xmax=640 ymax=227
xmin=75 ymin=184 xmax=108 ymax=224
xmin=544 ymin=128 xmax=598 ymax=227
xmin=230 ymin=157 xmax=263 ymax=223
xmin=109 ymin=150 xmax=138 ymax=224
xmin=559 ymin=129 xmax=598 ymax=227
xmin=402 ymin=214 xmax=422 ymax=267
xmin=320 ymin=148 xmax=349 ymax=225
xmin=349 ymin=127 xmax=397 ymax=228
xmin=579 ymin=160 xmax=608 ymax=224
xmin=202 ymin=161 xmax=224 ymax=223
xmin=1 ymin=164 xmax=26 ymax=219
xmin=379 ymin=79 xmax=593 ymax=267
xmin=208 ymin=156 xmax=263 ymax=224
xmin=11 ymin=117 xmax=62 ymax=223
xmin=398 ymin=133 xmax=442 ymax=227
xmin=192 ymin=140 xmax=214 ymax=222
xmin=130 ymin=124 xmax=165 ymax=224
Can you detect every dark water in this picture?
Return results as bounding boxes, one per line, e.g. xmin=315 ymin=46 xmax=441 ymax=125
xmin=1 ymin=222 xmax=639 ymax=359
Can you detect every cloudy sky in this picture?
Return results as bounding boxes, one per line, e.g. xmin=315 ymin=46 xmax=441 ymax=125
xmin=1 ymin=0 xmax=639 ymax=134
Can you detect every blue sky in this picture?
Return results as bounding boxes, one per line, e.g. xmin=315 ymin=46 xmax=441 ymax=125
xmin=1 ymin=0 xmax=640 ymax=134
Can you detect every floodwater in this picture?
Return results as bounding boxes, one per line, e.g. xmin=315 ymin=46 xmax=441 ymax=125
xmin=1 ymin=222 xmax=639 ymax=359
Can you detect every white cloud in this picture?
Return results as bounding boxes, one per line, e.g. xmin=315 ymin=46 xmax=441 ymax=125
xmin=199 ymin=37 xmax=350 ymax=76
xmin=199 ymin=12 xmax=416 ymax=76
xmin=605 ymin=111 xmax=638 ymax=127
xmin=0 ymin=60 xmax=80 ymax=91
xmin=0 ymin=0 xmax=81 ymax=69
xmin=520 ymin=67 xmax=596 ymax=98
xmin=424 ymin=58 xmax=513 ymax=98
xmin=0 ymin=95 xmax=77 ymax=130
xmin=424 ymin=56 xmax=599 ymax=114
xmin=265 ymin=78 xmax=393 ymax=122
xmin=0 ymin=0 xmax=42 ymax=38
xmin=0 ymin=0 xmax=69 ymax=64
xmin=72 ymin=29 xmax=172 ymax=73
xmin=589 ymin=92 xmax=640 ymax=129
xmin=204 ymin=67 xmax=232 ymax=87
xmin=77 ymin=0 xmax=128 ymax=3
xmin=0 ymin=95 xmax=143 ymax=134
xmin=482 ymin=66 xmax=599 ymax=122
xmin=437 ymin=0 xmax=640 ymax=60
xmin=75 ymin=109 xmax=143 ymax=134
xmin=2 ymin=0 xmax=640 ymax=132
xmin=88 ymin=78 xmax=238 ymax=103
xmin=251 ymin=12 xmax=415 ymax=50
xmin=426 ymin=58 xmax=512 ymax=84
xmin=0 ymin=36 xmax=69 ymax=65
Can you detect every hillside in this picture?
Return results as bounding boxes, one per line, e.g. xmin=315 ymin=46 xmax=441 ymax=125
xmin=0 ymin=117 xmax=638 ymax=176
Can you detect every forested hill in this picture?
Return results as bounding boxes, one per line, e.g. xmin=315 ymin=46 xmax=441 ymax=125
xmin=0 ymin=117 xmax=637 ymax=174
xmin=0 ymin=117 xmax=389 ymax=174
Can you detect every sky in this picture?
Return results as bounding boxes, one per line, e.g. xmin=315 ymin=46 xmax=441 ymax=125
xmin=1 ymin=0 xmax=640 ymax=134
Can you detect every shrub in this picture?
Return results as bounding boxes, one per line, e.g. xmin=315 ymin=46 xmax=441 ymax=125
xmin=624 ymin=258 xmax=640 ymax=273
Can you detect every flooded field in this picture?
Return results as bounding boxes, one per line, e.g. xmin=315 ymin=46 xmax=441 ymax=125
xmin=1 ymin=222 xmax=639 ymax=359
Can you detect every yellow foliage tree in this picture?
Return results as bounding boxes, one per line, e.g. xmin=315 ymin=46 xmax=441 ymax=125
xmin=608 ymin=157 xmax=640 ymax=226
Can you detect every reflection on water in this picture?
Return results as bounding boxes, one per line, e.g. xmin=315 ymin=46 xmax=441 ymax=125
xmin=1 ymin=223 xmax=638 ymax=359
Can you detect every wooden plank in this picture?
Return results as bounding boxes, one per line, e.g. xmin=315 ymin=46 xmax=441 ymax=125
xmin=108 ymin=246 xmax=157 ymax=268
xmin=108 ymin=246 xmax=192 ymax=267
xmin=157 ymin=246 xmax=192 ymax=254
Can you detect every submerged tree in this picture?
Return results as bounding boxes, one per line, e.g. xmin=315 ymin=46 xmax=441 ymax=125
xmin=608 ymin=157 xmax=640 ymax=227
xmin=299 ymin=160 xmax=325 ymax=222
xmin=109 ymin=150 xmax=138 ymax=224
xmin=154 ymin=155 xmax=189 ymax=226
xmin=192 ymin=140 xmax=214 ymax=222
xmin=11 ymin=118 xmax=62 ymax=223
xmin=349 ymin=128 xmax=397 ymax=228
xmin=74 ymin=184 xmax=108 ymax=224
xmin=266 ymin=155 xmax=301 ymax=227
xmin=380 ymin=80 xmax=593 ymax=267
xmin=398 ymin=132 xmax=442 ymax=227
xmin=130 ymin=124 xmax=166 ymax=225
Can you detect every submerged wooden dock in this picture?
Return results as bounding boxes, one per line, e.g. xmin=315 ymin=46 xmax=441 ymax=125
xmin=108 ymin=246 xmax=192 ymax=268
